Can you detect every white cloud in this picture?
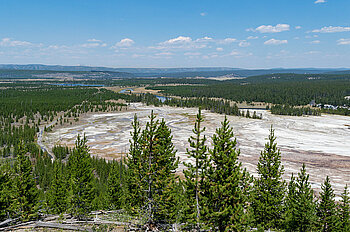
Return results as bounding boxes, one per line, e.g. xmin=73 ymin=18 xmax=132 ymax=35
xmin=216 ymin=47 xmax=224 ymax=51
xmin=315 ymin=0 xmax=326 ymax=3
xmin=228 ymin=50 xmax=253 ymax=57
xmin=87 ymin=39 xmax=102 ymax=42
xmin=239 ymin=41 xmax=250 ymax=47
xmin=200 ymin=12 xmax=207 ymax=16
xmin=217 ymin=38 xmax=237 ymax=44
xmin=248 ymin=24 xmax=290 ymax=33
xmin=81 ymin=43 xmax=107 ymax=48
xmin=295 ymin=26 xmax=302 ymax=29
xmin=80 ymin=39 xmax=107 ymax=48
xmin=337 ymin=38 xmax=350 ymax=45
xmin=195 ymin=36 xmax=213 ymax=42
xmin=184 ymin=52 xmax=201 ymax=56
xmin=264 ymin=39 xmax=288 ymax=45
xmin=158 ymin=36 xmax=238 ymax=50
xmin=155 ymin=36 xmax=211 ymax=50
xmin=247 ymin=36 xmax=258 ymax=40
xmin=305 ymin=51 xmax=321 ymax=55
xmin=47 ymin=45 xmax=67 ymax=50
xmin=131 ymin=54 xmax=145 ymax=58
xmin=162 ymin=36 xmax=192 ymax=45
xmin=155 ymin=52 xmax=173 ymax=56
xmin=312 ymin=26 xmax=350 ymax=33
xmin=80 ymin=43 xmax=100 ymax=48
xmin=0 ymin=38 xmax=33 ymax=47
xmin=310 ymin=40 xmax=321 ymax=44
xmin=114 ymin=38 xmax=135 ymax=47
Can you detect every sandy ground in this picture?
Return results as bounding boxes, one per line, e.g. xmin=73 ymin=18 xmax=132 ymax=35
xmin=42 ymin=103 xmax=350 ymax=195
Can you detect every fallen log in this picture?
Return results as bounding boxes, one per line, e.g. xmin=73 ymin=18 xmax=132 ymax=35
xmin=34 ymin=221 xmax=93 ymax=232
xmin=0 ymin=221 xmax=35 ymax=231
xmin=64 ymin=219 xmax=129 ymax=226
xmin=90 ymin=209 xmax=125 ymax=215
xmin=0 ymin=219 xmax=16 ymax=228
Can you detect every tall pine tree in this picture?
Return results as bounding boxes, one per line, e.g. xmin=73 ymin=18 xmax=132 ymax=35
xmin=285 ymin=164 xmax=317 ymax=231
xmin=68 ymin=135 xmax=95 ymax=220
xmin=183 ymin=108 xmax=210 ymax=230
xmin=107 ymin=161 xmax=124 ymax=210
xmin=338 ymin=185 xmax=350 ymax=232
xmin=317 ymin=176 xmax=339 ymax=232
xmin=46 ymin=160 xmax=68 ymax=214
xmin=126 ymin=112 xmax=179 ymax=227
xmin=207 ymin=116 xmax=252 ymax=231
xmin=151 ymin=118 xmax=179 ymax=224
xmin=11 ymin=141 xmax=38 ymax=221
xmin=126 ymin=114 xmax=144 ymax=213
xmin=252 ymin=126 xmax=286 ymax=230
xmin=0 ymin=162 xmax=13 ymax=220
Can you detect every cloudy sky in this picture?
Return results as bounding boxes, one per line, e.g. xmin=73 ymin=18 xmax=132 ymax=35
xmin=0 ymin=0 xmax=349 ymax=68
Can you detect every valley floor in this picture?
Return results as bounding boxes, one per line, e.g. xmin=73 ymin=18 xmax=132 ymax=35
xmin=42 ymin=103 xmax=350 ymax=195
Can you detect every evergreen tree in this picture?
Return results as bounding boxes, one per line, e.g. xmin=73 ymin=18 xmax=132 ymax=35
xmin=285 ymin=164 xmax=317 ymax=231
xmin=140 ymin=112 xmax=179 ymax=225
xmin=252 ymin=127 xmax=286 ymax=230
xmin=0 ymin=162 xmax=13 ymax=220
xmin=126 ymin=114 xmax=144 ymax=212
xmin=107 ymin=162 xmax=124 ymax=209
xmin=317 ymin=176 xmax=339 ymax=231
xmin=338 ymin=185 xmax=350 ymax=231
xmin=68 ymin=135 xmax=95 ymax=220
xmin=46 ymin=160 xmax=68 ymax=214
xmin=151 ymin=118 xmax=179 ymax=224
xmin=141 ymin=111 xmax=159 ymax=225
xmin=207 ymin=116 xmax=252 ymax=231
xmin=11 ymin=141 xmax=38 ymax=221
xmin=126 ymin=112 xmax=179 ymax=226
xmin=183 ymin=109 xmax=209 ymax=230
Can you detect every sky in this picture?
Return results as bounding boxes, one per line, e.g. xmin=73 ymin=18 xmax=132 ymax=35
xmin=0 ymin=0 xmax=350 ymax=68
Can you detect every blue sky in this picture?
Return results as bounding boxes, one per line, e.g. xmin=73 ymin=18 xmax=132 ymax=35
xmin=0 ymin=0 xmax=350 ymax=68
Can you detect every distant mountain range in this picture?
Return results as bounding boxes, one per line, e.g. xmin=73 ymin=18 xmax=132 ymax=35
xmin=0 ymin=64 xmax=349 ymax=78
xmin=0 ymin=64 xmax=237 ymax=73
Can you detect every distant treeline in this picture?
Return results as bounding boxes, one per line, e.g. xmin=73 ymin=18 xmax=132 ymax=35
xmin=138 ymin=93 xmax=262 ymax=119
xmin=269 ymin=105 xmax=322 ymax=116
xmin=243 ymin=73 xmax=350 ymax=83
xmin=0 ymin=86 xmax=130 ymax=120
xmin=111 ymin=78 xmax=219 ymax=86
xmin=321 ymin=107 xmax=350 ymax=116
xmin=149 ymin=80 xmax=350 ymax=108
